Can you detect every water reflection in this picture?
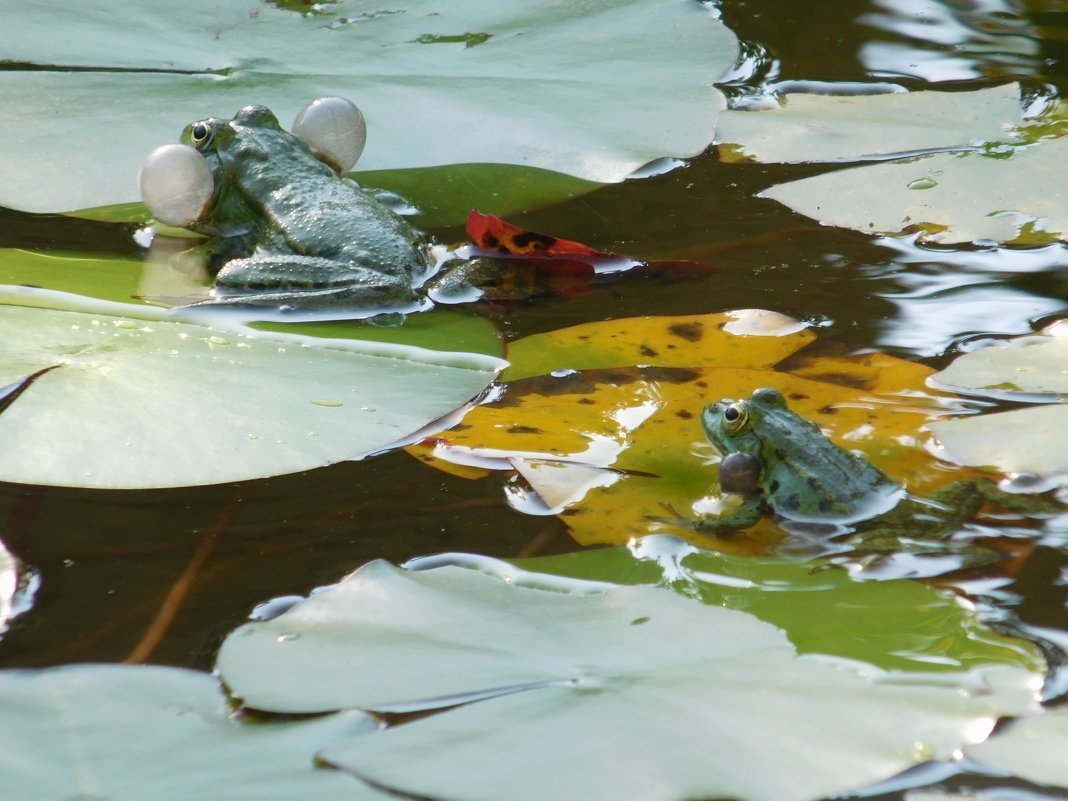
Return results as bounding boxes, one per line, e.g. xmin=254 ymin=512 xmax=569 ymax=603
xmin=858 ymin=0 xmax=1042 ymax=83
xmin=867 ymin=236 xmax=1068 ymax=356
xmin=0 ymin=537 xmax=35 ymax=641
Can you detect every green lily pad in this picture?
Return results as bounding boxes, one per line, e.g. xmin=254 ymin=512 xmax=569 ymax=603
xmin=216 ymin=555 xmax=1039 ymax=801
xmin=4 ymin=0 xmax=737 ymax=214
xmin=0 ymin=664 xmax=383 ymax=800
xmin=0 ymin=248 xmax=147 ymax=305
xmin=514 ymin=537 xmax=1044 ymax=674
xmin=716 ymin=83 xmax=1024 ymax=163
xmin=967 ymin=705 xmax=1068 ymax=789
xmin=762 ymin=139 xmax=1068 ymax=245
xmin=0 ymin=287 xmax=504 ymax=488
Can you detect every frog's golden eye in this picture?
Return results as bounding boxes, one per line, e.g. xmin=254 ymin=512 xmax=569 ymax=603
xmin=190 ymin=121 xmax=212 ymax=146
xmin=722 ymin=401 xmax=749 ymax=432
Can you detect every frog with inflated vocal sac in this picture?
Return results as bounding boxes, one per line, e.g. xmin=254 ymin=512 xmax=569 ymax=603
xmin=698 ymin=387 xmax=1059 ymax=560
xmin=140 ymin=97 xmax=432 ymax=312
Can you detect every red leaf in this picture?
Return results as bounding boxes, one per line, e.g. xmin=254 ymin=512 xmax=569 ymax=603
xmin=466 ymin=210 xmax=607 ymax=259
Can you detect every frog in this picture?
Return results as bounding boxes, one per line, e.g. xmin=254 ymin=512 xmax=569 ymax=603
xmin=697 ymin=386 xmax=1059 ymax=562
xmin=139 ymin=99 xmax=432 ymax=313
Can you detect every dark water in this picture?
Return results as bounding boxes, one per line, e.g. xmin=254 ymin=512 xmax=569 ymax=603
xmin=2 ymin=1 xmax=1068 ymax=796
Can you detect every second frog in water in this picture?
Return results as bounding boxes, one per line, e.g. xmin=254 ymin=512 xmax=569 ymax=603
xmin=698 ymin=387 xmax=1058 ymax=561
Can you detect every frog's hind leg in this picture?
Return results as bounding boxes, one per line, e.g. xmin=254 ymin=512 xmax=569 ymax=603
xmin=928 ymin=477 xmax=1061 ymax=525
xmin=213 ymin=254 xmax=419 ymax=306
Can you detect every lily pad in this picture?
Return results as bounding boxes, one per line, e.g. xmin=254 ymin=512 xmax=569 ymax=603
xmin=0 ymin=287 xmax=504 ymax=488
xmin=762 ymin=139 xmax=1068 ymax=245
xmin=511 ymin=537 xmax=1044 ymax=674
xmin=0 ymin=664 xmax=383 ymax=800
xmin=716 ymin=83 xmax=1024 ymax=163
xmin=930 ymin=324 xmax=1068 ymax=397
xmin=967 ymin=705 xmax=1068 ymax=789
xmin=928 ymin=405 xmax=1068 ymax=479
xmin=926 ymin=326 xmax=1068 ymax=478
xmin=3 ymin=0 xmax=738 ymax=213
xmin=216 ymin=556 xmax=1040 ymax=801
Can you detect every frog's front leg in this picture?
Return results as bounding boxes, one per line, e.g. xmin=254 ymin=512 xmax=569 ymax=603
xmin=693 ymin=491 xmax=766 ymax=531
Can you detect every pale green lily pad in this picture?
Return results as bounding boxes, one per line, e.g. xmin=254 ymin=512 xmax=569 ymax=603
xmin=217 ymin=555 xmax=1040 ymax=801
xmin=928 ymin=405 xmax=1068 ymax=479
xmin=0 ymin=664 xmax=383 ymax=800
xmin=930 ymin=325 xmax=1068 ymax=396
xmin=0 ymin=287 xmax=504 ymax=488
xmin=4 ymin=0 xmax=737 ymax=213
xmin=762 ymin=137 xmax=1068 ymax=245
xmin=716 ymin=83 xmax=1023 ymax=163
xmin=927 ymin=327 xmax=1068 ymax=478
xmin=967 ymin=705 xmax=1068 ymax=789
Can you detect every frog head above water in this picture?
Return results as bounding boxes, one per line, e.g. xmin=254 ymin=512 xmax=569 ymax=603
xmin=140 ymin=97 xmax=431 ymax=313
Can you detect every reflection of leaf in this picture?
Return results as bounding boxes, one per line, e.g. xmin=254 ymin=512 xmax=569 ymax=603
xmin=0 ymin=287 xmax=504 ymax=489
xmin=4 ymin=0 xmax=737 ymax=212
xmin=0 ymin=664 xmax=382 ymax=801
xmin=216 ymin=555 xmax=1039 ymax=801
xmin=967 ymin=705 xmax=1068 ymax=790
xmin=716 ymin=83 xmax=1023 ymax=163
xmin=763 ymin=141 xmax=1068 ymax=245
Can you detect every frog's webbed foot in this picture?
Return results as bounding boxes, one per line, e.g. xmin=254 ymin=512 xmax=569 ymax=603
xmin=843 ymin=525 xmax=1001 ymax=572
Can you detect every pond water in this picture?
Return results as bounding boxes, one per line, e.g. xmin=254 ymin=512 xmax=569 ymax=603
xmin=3 ymin=1 xmax=1068 ymax=798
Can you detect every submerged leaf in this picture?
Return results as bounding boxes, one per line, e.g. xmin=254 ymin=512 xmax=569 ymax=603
xmin=0 ymin=287 xmax=504 ymax=488
xmin=0 ymin=664 xmax=382 ymax=801
xmin=216 ymin=556 xmax=1039 ymax=801
xmin=3 ymin=0 xmax=737 ymax=213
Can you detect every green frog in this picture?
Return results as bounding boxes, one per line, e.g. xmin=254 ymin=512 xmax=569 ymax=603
xmin=698 ymin=387 xmax=1057 ymax=560
xmin=140 ymin=99 xmax=432 ymax=312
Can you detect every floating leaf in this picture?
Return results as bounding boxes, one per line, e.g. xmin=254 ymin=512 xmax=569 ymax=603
xmin=411 ymin=312 xmax=977 ymax=551
xmin=762 ymin=138 xmax=1068 ymax=245
xmin=216 ymin=556 xmax=1039 ymax=801
xmin=928 ymin=405 xmax=1068 ymax=479
xmin=0 ymin=664 xmax=383 ymax=801
xmin=0 ymin=287 xmax=504 ymax=488
xmin=716 ymin=83 xmax=1023 ymax=163
xmin=967 ymin=705 xmax=1068 ymax=790
xmin=3 ymin=0 xmax=737 ymax=213
xmin=466 ymin=210 xmax=606 ymax=258
xmin=512 ymin=538 xmax=1045 ymax=674
xmin=931 ymin=325 xmax=1068 ymax=396
xmin=927 ymin=326 xmax=1068 ymax=478
xmin=501 ymin=309 xmax=813 ymax=381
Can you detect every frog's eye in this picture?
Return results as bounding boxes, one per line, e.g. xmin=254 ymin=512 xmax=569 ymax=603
xmin=190 ymin=121 xmax=213 ymax=147
xmin=722 ymin=402 xmax=749 ymax=432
